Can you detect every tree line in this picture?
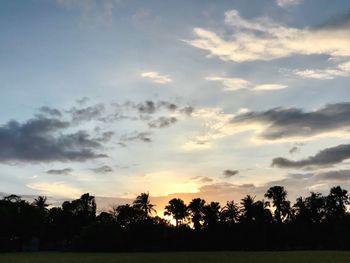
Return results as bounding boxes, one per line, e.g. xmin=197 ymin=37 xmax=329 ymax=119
xmin=1 ymin=185 xmax=350 ymax=251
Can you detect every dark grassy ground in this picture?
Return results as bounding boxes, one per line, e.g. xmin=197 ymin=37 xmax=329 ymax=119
xmin=1 ymin=251 xmax=350 ymax=263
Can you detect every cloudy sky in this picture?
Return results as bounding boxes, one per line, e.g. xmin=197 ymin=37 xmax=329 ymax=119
xmin=1 ymin=0 xmax=350 ymax=212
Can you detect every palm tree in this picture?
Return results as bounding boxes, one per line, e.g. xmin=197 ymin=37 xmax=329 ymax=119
xmin=133 ymin=192 xmax=156 ymax=217
xmin=188 ymin=198 xmax=206 ymax=230
xmin=221 ymin=200 xmax=240 ymax=224
xmin=203 ymin=202 xmax=221 ymax=228
xmin=164 ymin=198 xmax=188 ymax=227
xmin=33 ymin=196 xmax=49 ymax=211
xmin=240 ymin=195 xmax=256 ymax=223
xmin=265 ymin=186 xmax=291 ymax=223
xmin=252 ymin=200 xmax=273 ymax=224
xmin=293 ymin=196 xmax=309 ymax=223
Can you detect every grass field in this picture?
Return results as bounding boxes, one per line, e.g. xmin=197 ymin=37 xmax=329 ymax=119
xmin=1 ymin=251 xmax=350 ymax=263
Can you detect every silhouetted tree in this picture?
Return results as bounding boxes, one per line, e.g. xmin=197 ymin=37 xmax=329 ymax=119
xmin=325 ymin=186 xmax=349 ymax=220
xmin=203 ymin=202 xmax=221 ymax=228
xmin=220 ymin=200 xmax=240 ymax=224
xmin=293 ymin=196 xmax=309 ymax=224
xmin=115 ymin=204 xmax=143 ymax=228
xmin=164 ymin=198 xmax=188 ymax=227
xmin=265 ymin=186 xmax=291 ymax=223
xmin=188 ymin=198 xmax=206 ymax=230
xmin=133 ymin=192 xmax=156 ymax=218
xmin=33 ymin=196 xmax=49 ymax=212
xmin=305 ymin=192 xmax=326 ymax=223
xmin=2 ymin=185 xmax=350 ymax=252
xmin=240 ymin=195 xmax=256 ymax=223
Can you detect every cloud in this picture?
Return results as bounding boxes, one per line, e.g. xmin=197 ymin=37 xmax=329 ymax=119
xmin=69 ymin=104 xmax=105 ymax=122
xmin=191 ymin=176 xmax=214 ymax=183
xmin=253 ymin=84 xmax=288 ymax=91
xmin=206 ymin=76 xmax=287 ymax=92
xmin=294 ymin=60 xmax=350 ymax=79
xmin=0 ymin=116 xmax=107 ymax=163
xmin=158 ymin=101 xmax=178 ymax=111
xmin=223 ymin=169 xmax=239 ymax=178
xmin=39 ymin=106 xmax=62 ymax=117
xmin=27 ymin=181 xmax=82 ymax=198
xmin=148 ymin=117 xmax=177 ymax=128
xmin=56 ymin=0 xmax=119 ymax=25
xmin=46 ymin=168 xmax=73 ymax=175
xmin=289 ymin=146 xmax=299 ymax=154
xmin=206 ymin=76 xmax=250 ymax=91
xmin=272 ymin=143 xmax=350 ymax=169
xmin=95 ymin=131 xmax=114 ymax=142
xmin=180 ymin=106 xmax=194 ymax=116
xmin=120 ymin=131 xmax=152 ymax=143
xmin=181 ymin=107 xmax=236 ymax=150
xmin=315 ymin=169 xmax=350 ymax=181
xmin=276 ymin=0 xmax=303 ymax=8
xmin=231 ymin=102 xmax=350 ymax=142
xmin=141 ymin=71 xmax=172 ymax=84
xmin=186 ymin=9 xmax=350 ymax=75
xmin=136 ymin=100 xmax=156 ymax=114
xmin=91 ymin=165 xmax=113 ymax=174
xmin=76 ymin=97 xmax=90 ymax=105
xmin=108 ymin=100 xmax=193 ymax=121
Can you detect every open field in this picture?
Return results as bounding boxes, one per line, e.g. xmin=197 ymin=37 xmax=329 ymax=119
xmin=1 ymin=251 xmax=350 ymax=263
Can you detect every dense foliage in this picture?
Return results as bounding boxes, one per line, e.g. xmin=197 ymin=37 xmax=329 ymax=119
xmin=1 ymin=186 xmax=350 ymax=252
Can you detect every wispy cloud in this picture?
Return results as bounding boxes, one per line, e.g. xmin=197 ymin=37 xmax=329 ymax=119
xmin=90 ymin=165 xmax=113 ymax=174
xmin=253 ymin=84 xmax=288 ymax=91
xmin=56 ymin=0 xmax=119 ymax=25
xmin=186 ymin=9 xmax=350 ymax=77
xmin=206 ymin=76 xmax=250 ymax=91
xmin=46 ymin=168 xmax=73 ymax=175
xmin=206 ymin=76 xmax=287 ymax=92
xmin=27 ymin=181 xmax=82 ymax=198
xmin=141 ymin=71 xmax=172 ymax=84
xmin=294 ymin=60 xmax=350 ymax=79
xmin=276 ymin=0 xmax=303 ymax=8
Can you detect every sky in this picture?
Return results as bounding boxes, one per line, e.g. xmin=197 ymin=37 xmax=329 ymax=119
xmin=1 ymin=0 xmax=350 ymax=214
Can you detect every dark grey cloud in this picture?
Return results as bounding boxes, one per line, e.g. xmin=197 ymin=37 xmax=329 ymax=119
xmin=91 ymin=165 xmax=113 ymax=174
xmin=272 ymin=143 xmax=350 ymax=169
xmin=289 ymin=146 xmax=299 ymax=154
xmin=316 ymin=169 xmax=350 ymax=181
xmin=0 ymin=116 xmax=107 ymax=163
xmin=133 ymin=100 xmax=193 ymax=116
xmin=95 ymin=131 xmax=114 ymax=142
xmin=289 ymin=143 xmax=304 ymax=154
xmin=120 ymin=131 xmax=152 ymax=143
xmin=106 ymin=100 xmax=194 ymax=126
xmin=148 ymin=117 xmax=177 ymax=128
xmin=223 ymin=170 xmax=239 ymax=178
xmin=46 ymin=168 xmax=73 ymax=175
xmin=231 ymin=102 xmax=350 ymax=140
xmin=180 ymin=106 xmax=194 ymax=116
xmin=39 ymin=106 xmax=62 ymax=117
xmin=69 ymin=104 xmax=105 ymax=122
xmin=137 ymin=101 xmax=156 ymax=114
xmin=158 ymin=101 xmax=178 ymax=111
